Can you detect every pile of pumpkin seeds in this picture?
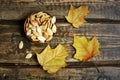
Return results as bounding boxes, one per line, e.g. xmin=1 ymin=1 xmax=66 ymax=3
xmin=24 ymin=12 xmax=57 ymax=43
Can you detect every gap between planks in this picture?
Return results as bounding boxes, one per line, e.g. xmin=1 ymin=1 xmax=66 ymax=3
xmin=0 ymin=18 xmax=120 ymax=25
xmin=0 ymin=60 xmax=120 ymax=68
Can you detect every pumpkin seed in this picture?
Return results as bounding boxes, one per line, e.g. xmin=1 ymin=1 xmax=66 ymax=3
xmin=37 ymin=36 xmax=46 ymax=43
xmin=52 ymin=24 xmax=57 ymax=33
xmin=47 ymin=27 xmax=53 ymax=35
xmin=25 ymin=53 xmax=33 ymax=59
xmin=26 ymin=29 xmax=31 ymax=35
xmin=19 ymin=41 xmax=24 ymax=49
xmin=51 ymin=16 xmax=56 ymax=24
xmin=36 ymin=26 xmax=42 ymax=33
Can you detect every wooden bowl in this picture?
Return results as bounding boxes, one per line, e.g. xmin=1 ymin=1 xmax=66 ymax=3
xmin=24 ymin=12 xmax=56 ymax=43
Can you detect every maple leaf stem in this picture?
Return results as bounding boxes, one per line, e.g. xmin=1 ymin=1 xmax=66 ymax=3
xmin=92 ymin=61 xmax=100 ymax=73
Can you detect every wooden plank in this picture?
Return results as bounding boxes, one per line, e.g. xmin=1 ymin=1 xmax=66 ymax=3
xmin=18 ymin=67 xmax=120 ymax=80
xmin=0 ymin=67 xmax=17 ymax=80
xmin=0 ymin=67 xmax=120 ymax=80
xmin=0 ymin=22 xmax=120 ymax=64
xmin=0 ymin=0 xmax=119 ymax=79
xmin=0 ymin=1 xmax=120 ymax=20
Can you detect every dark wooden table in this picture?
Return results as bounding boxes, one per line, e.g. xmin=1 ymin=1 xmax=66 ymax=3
xmin=0 ymin=0 xmax=120 ymax=80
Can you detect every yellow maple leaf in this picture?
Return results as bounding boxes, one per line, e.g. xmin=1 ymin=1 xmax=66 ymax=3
xmin=73 ymin=35 xmax=100 ymax=62
xmin=36 ymin=44 xmax=68 ymax=74
xmin=65 ymin=5 xmax=89 ymax=28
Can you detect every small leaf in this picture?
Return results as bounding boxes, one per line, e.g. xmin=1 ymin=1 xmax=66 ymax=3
xmin=36 ymin=44 xmax=68 ymax=74
xmin=65 ymin=5 xmax=89 ymax=28
xmin=73 ymin=34 xmax=100 ymax=62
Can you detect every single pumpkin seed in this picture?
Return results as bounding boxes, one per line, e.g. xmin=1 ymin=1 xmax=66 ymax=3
xmin=52 ymin=24 xmax=57 ymax=33
xmin=47 ymin=27 xmax=53 ymax=35
xmin=37 ymin=36 xmax=46 ymax=43
xmin=19 ymin=41 xmax=24 ymax=49
xmin=26 ymin=29 xmax=31 ymax=36
xmin=51 ymin=16 xmax=56 ymax=24
xmin=25 ymin=53 xmax=33 ymax=59
xmin=36 ymin=26 xmax=42 ymax=33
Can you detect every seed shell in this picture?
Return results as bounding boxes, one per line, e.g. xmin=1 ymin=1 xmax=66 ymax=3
xmin=51 ymin=16 xmax=56 ymax=24
xmin=25 ymin=53 xmax=33 ymax=59
xmin=52 ymin=24 xmax=57 ymax=33
xmin=19 ymin=41 xmax=24 ymax=49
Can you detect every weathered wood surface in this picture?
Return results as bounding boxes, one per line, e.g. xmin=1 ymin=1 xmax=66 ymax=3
xmin=0 ymin=67 xmax=120 ymax=80
xmin=0 ymin=0 xmax=120 ymax=20
xmin=0 ymin=0 xmax=120 ymax=80
xmin=0 ymin=23 xmax=120 ymax=64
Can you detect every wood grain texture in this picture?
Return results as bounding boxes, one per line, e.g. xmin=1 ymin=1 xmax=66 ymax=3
xmin=0 ymin=0 xmax=120 ymax=20
xmin=0 ymin=0 xmax=120 ymax=79
xmin=0 ymin=67 xmax=120 ymax=80
xmin=0 ymin=23 xmax=120 ymax=64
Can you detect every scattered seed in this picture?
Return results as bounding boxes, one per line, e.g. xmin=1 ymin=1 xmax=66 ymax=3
xmin=52 ymin=24 xmax=57 ymax=33
xmin=25 ymin=53 xmax=33 ymax=59
xmin=51 ymin=16 xmax=56 ymax=24
xmin=19 ymin=41 xmax=24 ymax=49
